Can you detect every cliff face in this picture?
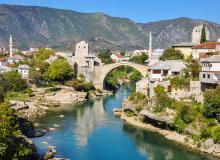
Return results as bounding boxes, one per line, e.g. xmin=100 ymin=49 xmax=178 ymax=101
xmin=0 ymin=4 xmax=146 ymax=50
xmin=139 ymin=17 xmax=220 ymax=49
xmin=0 ymin=4 xmax=220 ymax=50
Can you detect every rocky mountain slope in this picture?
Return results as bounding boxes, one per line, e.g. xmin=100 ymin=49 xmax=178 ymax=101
xmin=139 ymin=17 xmax=220 ymax=49
xmin=0 ymin=4 xmax=220 ymax=51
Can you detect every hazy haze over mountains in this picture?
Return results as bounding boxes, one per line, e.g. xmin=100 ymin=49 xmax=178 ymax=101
xmin=0 ymin=4 xmax=220 ymax=51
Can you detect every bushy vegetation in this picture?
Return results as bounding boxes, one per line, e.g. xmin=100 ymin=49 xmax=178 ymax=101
xmin=35 ymin=48 xmax=55 ymax=61
xmin=153 ymin=85 xmax=174 ymax=112
xmin=170 ymin=76 xmax=189 ymax=89
xmin=44 ymin=59 xmax=74 ymax=83
xmin=129 ymin=53 xmax=148 ymax=64
xmin=0 ymin=102 xmax=37 ymax=159
xmin=182 ymin=56 xmax=201 ymax=80
xmin=160 ymin=48 xmax=184 ymax=60
xmin=98 ymin=50 xmax=113 ymax=64
xmin=203 ymin=86 xmax=220 ymax=121
xmin=129 ymin=92 xmax=148 ymax=112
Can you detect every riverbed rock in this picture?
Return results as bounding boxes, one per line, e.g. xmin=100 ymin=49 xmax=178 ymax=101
xmin=139 ymin=109 xmax=174 ymax=124
xmin=200 ymin=138 xmax=215 ymax=153
xmin=214 ymin=144 xmax=220 ymax=153
xmin=26 ymin=128 xmax=47 ymax=138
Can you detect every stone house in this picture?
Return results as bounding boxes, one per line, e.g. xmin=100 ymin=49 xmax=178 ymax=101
xmin=148 ymin=60 xmax=185 ymax=82
xmin=192 ymin=41 xmax=220 ymax=60
xmin=200 ymin=55 xmax=220 ymax=91
xmin=172 ymin=43 xmax=196 ymax=58
xmin=17 ymin=64 xmax=29 ymax=79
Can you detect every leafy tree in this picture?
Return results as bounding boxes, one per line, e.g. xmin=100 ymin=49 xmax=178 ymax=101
xmin=154 ymin=85 xmax=174 ymax=112
xmin=35 ymin=48 xmax=55 ymax=61
xmin=160 ymin=48 xmax=184 ymax=60
xmin=44 ymin=59 xmax=74 ymax=82
xmin=183 ymin=55 xmax=201 ymax=80
xmin=98 ymin=50 xmax=113 ymax=64
xmin=1 ymin=71 xmax=28 ymax=92
xmin=200 ymin=25 xmax=207 ymax=44
xmin=203 ymin=86 xmax=220 ymax=121
xmin=130 ymin=53 xmax=148 ymax=64
xmin=170 ymin=76 xmax=189 ymax=89
xmin=129 ymin=70 xmax=142 ymax=82
xmin=0 ymin=102 xmax=36 ymax=159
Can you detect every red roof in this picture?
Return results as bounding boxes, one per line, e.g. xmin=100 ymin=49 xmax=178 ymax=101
xmin=115 ymin=54 xmax=124 ymax=58
xmin=193 ymin=42 xmax=220 ymax=49
xmin=0 ymin=58 xmax=6 ymax=62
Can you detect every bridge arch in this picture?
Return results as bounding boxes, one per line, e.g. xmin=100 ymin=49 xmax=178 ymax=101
xmin=93 ymin=62 xmax=148 ymax=90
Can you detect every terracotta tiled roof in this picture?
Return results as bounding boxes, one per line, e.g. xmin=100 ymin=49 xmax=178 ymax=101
xmin=193 ymin=42 xmax=220 ymax=49
xmin=116 ymin=54 xmax=124 ymax=58
xmin=0 ymin=58 xmax=6 ymax=62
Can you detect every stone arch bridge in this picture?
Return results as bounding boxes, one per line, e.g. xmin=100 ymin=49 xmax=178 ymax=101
xmin=93 ymin=61 xmax=148 ymax=90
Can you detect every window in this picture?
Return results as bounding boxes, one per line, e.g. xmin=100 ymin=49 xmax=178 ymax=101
xmin=203 ymin=74 xmax=206 ymax=78
xmin=208 ymin=74 xmax=210 ymax=79
xmin=153 ymin=70 xmax=161 ymax=74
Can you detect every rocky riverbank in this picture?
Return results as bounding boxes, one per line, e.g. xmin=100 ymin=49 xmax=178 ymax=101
xmin=115 ymin=110 xmax=220 ymax=159
xmin=11 ymin=86 xmax=113 ymax=121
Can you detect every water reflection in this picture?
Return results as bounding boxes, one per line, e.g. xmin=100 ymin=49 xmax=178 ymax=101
xmin=123 ymin=124 xmax=214 ymax=160
xmin=74 ymin=98 xmax=107 ymax=146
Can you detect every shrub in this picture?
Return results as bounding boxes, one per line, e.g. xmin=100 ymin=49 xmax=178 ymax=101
xmin=160 ymin=48 xmax=184 ymax=60
xmin=174 ymin=118 xmax=186 ymax=133
xmin=170 ymin=76 xmax=189 ymax=89
xmin=126 ymin=111 xmax=135 ymax=117
xmin=1 ymin=71 xmax=28 ymax=92
xmin=66 ymin=80 xmax=95 ymax=92
xmin=203 ymin=86 xmax=220 ymax=120
xmin=154 ymin=85 xmax=174 ymax=112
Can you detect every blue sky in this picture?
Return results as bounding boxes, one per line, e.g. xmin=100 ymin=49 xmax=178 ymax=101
xmin=0 ymin=0 xmax=219 ymax=24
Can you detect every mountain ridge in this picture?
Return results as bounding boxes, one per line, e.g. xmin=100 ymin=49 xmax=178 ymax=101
xmin=0 ymin=4 xmax=220 ymax=51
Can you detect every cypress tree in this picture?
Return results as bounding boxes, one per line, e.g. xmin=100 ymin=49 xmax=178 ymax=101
xmin=200 ymin=25 xmax=207 ymax=44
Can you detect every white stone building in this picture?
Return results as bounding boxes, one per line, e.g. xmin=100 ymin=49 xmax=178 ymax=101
xmin=192 ymin=25 xmax=210 ymax=44
xmin=148 ymin=60 xmax=185 ymax=82
xmin=17 ymin=64 xmax=29 ymax=79
xmin=200 ymin=55 xmax=220 ymax=91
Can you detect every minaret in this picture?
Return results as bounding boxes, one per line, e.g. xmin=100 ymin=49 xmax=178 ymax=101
xmin=148 ymin=32 xmax=152 ymax=57
xmin=9 ymin=34 xmax=13 ymax=58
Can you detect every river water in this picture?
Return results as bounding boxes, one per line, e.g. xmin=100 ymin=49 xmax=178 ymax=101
xmin=33 ymin=85 xmax=212 ymax=160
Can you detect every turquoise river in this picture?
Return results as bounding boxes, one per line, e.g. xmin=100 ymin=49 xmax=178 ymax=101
xmin=33 ymin=85 xmax=214 ymax=160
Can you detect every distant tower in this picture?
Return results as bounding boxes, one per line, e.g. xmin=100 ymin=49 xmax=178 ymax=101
xmin=148 ymin=32 xmax=152 ymax=57
xmin=9 ymin=34 xmax=13 ymax=58
xmin=192 ymin=25 xmax=210 ymax=44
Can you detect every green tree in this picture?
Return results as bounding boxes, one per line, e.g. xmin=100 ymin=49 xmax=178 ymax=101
xmin=98 ymin=50 xmax=113 ymax=64
xmin=1 ymin=71 xmax=28 ymax=92
xmin=130 ymin=53 xmax=148 ymax=64
xmin=203 ymin=86 xmax=220 ymax=121
xmin=0 ymin=102 xmax=36 ymax=159
xmin=154 ymin=85 xmax=174 ymax=112
xmin=160 ymin=48 xmax=184 ymax=60
xmin=44 ymin=59 xmax=74 ymax=83
xmin=183 ymin=56 xmax=201 ymax=80
xmin=35 ymin=48 xmax=55 ymax=61
xmin=200 ymin=25 xmax=207 ymax=44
